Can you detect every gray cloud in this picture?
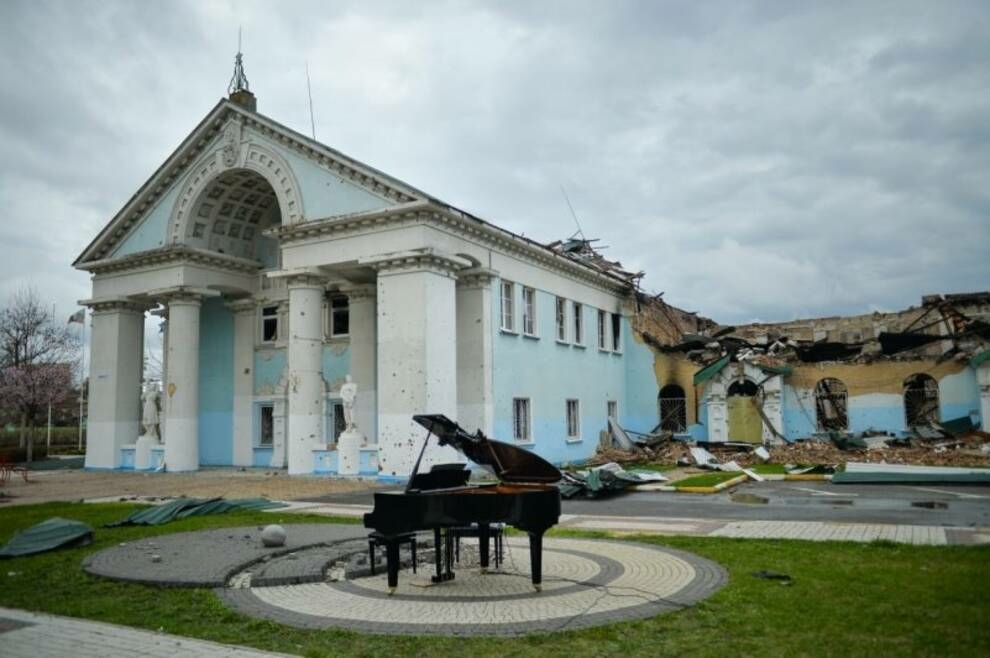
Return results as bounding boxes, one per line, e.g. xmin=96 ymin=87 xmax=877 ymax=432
xmin=0 ymin=0 xmax=987 ymax=329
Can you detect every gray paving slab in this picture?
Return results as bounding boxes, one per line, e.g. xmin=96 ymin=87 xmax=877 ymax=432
xmin=0 ymin=607 xmax=295 ymax=657
xmin=83 ymin=523 xmax=367 ymax=587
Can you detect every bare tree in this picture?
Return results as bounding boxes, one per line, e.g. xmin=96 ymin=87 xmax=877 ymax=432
xmin=0 ymin=287 xmax=79 ymax=459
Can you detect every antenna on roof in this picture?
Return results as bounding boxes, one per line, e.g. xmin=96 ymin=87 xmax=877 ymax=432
xmin=305 ymin=61 xmax=316 ymax=140
xmin=559 ymin=185 xmax=586 ymax=241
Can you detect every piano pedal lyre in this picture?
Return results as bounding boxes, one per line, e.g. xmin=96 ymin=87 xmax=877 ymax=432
xmin=388 ymin=587 xmax=396 ymax=596
xmin=533 ymin=584 xmax=542 ymax=592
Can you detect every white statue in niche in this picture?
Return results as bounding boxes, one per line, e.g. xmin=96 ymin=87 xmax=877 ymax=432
xmin=340 ymin=374 xmax=358 ymax=430
xmin=337 ymin=374 xmax=364 ymax=476
xmin=141 ymin=382 xmax=161 ymax=441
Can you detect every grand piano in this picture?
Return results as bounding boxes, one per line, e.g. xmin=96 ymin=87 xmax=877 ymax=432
xmin=363 ymin=414 xmax=562 ymax=594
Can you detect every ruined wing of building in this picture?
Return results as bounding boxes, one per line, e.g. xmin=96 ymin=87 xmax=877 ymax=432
xmin=75 ymin=65 xmax=990 ymax=476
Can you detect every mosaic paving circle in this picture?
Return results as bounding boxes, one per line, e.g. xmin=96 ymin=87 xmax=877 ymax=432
xmin=219 ymin=537 xmax=728 ymax=636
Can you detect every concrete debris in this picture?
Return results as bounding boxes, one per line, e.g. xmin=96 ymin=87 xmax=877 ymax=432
xmin=560 ymin=462 xmax=667 ymax=499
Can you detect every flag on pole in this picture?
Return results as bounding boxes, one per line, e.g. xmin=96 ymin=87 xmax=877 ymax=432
xmin=68 ymin=309 xmax=85 ymax=324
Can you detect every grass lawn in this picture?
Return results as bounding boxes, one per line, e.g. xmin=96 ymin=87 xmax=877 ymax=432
xmin=0 ymin=502 xmax=988 ymax=657
xmin=748 ymin=463 xmax=789 ymax=475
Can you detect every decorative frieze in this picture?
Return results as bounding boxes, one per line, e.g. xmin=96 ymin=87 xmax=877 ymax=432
xmin=364 ymin=249 xmax=471 ymax=279
xmin=85 ymin=299 xmax=150 ymax=315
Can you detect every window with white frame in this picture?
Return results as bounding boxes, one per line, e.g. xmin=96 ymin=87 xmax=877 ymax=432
xmin=500 ymin=281 xmax=515 ymax=331
xmin=566 ymin=399 xmax=580 ymax=439
xmin=597 ymin=310 xmax=607 ymax=349
xmin=258 ymin=404 xmax=274 ymax=446
xmin=611 ymin=313 xmax=622 ymax=352
xmin=573 ymin=302 xmax=583 ymax=345
xmin=522 ymin=287 xmax=537 ymax=336
xmin=607 ymin=400 xmax=618 ymax=422
xmin=330 ymin=296 xmax=349 ymax=337
xmin=261 ymin=305 xmax=279 ymax=343
xmin=555 ymin=297 xmax=567 ymax=341
xmin=513 ymin=398 xmax=531 ymax=442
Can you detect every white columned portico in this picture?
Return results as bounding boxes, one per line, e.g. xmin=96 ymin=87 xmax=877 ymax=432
xmin=456 ymin=269 xmax=496 ymax=437
xmin=163 ymin=293 xmax=202 ymax=471
xmin=366 ymin=250 xmax=471 ymax=477
xmin=228 ymin=298 xmax=256 ymax=466
xmin=285 ymin=271 xmax=326 ymax=474
xmin=340 ymin=284 xmax=377 ymax=439
xmin=84 ymin=300 xmax=146 ymax=469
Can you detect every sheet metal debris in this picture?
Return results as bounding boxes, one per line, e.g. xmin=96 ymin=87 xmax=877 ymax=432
xmin=560 ymin=462 xmax=667 ymax=499
xmin=0 ymin=517 xmax=93 ymax=558
xmin=106 ymin=497 xmax=285 ymax=526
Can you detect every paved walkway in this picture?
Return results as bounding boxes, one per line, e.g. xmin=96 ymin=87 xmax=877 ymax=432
xmin=270 ymin=501 xmax=990 ymax=545
xmin=0 ymin=607 xmax=294 ymax=658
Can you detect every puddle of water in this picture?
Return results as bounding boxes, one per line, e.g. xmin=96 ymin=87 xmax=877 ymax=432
xmin=911 ymin=500 xmax=948 ymax=510
xmin=731 ymin=493 xmax=769 ymax=505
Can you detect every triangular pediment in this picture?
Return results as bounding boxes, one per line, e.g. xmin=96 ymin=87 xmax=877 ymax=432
xmin=75 ymin=99 xmax=430 ymax=267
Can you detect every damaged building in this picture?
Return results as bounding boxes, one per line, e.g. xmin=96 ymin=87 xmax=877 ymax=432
xmin=632 ymin=292 xmax=990 ymax=444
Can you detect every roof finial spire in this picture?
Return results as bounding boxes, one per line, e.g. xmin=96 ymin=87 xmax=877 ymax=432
xmin=227 ymin=27 xmax=257 ymax=111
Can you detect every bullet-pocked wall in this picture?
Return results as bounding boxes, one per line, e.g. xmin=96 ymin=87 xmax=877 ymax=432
xmin=490 ymin=279 xmax=657 ymax=466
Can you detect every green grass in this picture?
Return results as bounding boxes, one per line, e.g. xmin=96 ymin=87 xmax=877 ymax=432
xmin=1 ymin=502 xmax=989 ymax=657
xmin=749 ymin=463 xmax=788 ymax=475
xmin=672 ymin=471 xmax=743 ymax=488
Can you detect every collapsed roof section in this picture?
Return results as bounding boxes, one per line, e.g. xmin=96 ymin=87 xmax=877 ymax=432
xmin=632 ymin=291 xmax=990 ymax=370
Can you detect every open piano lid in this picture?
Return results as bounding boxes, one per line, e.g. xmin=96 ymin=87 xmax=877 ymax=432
xmin=413 ymin=414 xmax=561 ymax=484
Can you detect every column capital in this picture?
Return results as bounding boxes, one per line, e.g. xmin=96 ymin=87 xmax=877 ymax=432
xmin=338 ymin=284 xmax=376 ymax=302
xmin=225 ymin=297 xmax=257 ymax=314
xmin=161 ymin=292 xmax=203 ymax=307
xmin=457 ymin=267 xmax=498 ymax=289
xmin=360 ymin=248 xmax=471 ymax=279
xmin=82 ymin=298 xmax=150 ymax=315
xmin=268 ymin=268 xmax=325 ymax=290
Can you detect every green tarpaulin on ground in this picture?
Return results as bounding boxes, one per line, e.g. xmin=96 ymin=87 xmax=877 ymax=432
xmin=105 ymin=496 xmax=285 ymax=527
xmin=0 ymin=517 xmax=93 ymax=558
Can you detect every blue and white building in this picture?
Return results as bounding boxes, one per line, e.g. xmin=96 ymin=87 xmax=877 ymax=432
xmin=75 ymin=79 xmax=658 ymax=477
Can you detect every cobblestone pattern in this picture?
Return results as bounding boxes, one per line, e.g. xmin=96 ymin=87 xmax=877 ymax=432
xmin=708 ymin=520 xmax=948 ymax=544
xmin=217 ymin=537 xmax=728 ymax=636
xmin=0 ymin=607 xmax=294 ymax=657
xmin=83 ymin=524 xmax=367 ymax=587
xmin=248 ymin=539 xmax=369 ymax=587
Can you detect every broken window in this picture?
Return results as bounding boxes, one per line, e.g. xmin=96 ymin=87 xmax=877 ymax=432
xmin=258 ymin=404 xmax=274 ymax=446
xmin=329 ymin=296 xmax=349 ymax=337
xmin=512 ymin=398 xmax=531 ymax=442
xmin=658 ymin=384 xmax=687 ymax=432
xmin=566 ymin=399 xmax=580 ymax=439
xmin=597 ymin=310 xmax=607 ymax=349
xmin=260 ymin=305 xmax=279 ymax=343
xmin=904 ymin=373 xmax=939 ymax=427
xmin=573 ymin=302 xmax=583 ymax=344
xmin=727 ymin=379 xmax=759 ymax=397
xmin=611 ymin=313 xmax=622 ymax=352
xmin=556 ymin=297 xmax=567 ymax=341
xmin=814 ymin=378 xmax=848 ymax=431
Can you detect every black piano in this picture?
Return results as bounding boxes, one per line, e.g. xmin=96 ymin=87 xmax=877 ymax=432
xmin=363 ymin=414 xmax=562 ymax=594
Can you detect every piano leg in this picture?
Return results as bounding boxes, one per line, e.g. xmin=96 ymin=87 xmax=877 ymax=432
xmin=478 ymin=523 xmax=490 ymax=573
xmin=385 ymin=539 xmax=400 ymax=595
xmin=432 ymin=528 xmax=455 ymax=583
xmin=528 ymin=530 xmax=545 ymax=592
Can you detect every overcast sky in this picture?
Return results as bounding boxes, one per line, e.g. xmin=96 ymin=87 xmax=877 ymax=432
xmin=1 ymin=0 xmax=987 ymax=331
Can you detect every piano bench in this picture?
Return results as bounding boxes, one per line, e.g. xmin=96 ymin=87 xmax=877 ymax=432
xmin=453 ymin=524 xmax=505 ymax=569
xmin=368 ymin=532 xmax=417 ymax=576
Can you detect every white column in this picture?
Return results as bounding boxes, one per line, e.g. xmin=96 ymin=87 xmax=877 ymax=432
xmin=286 ymin=274 xmax=325 ymax=474
xmin=85 ymin=301 xmax=146 ymax=469
xmin=341 ymin=284 xmax=377 ymax=440
xmin=977 ymin=363 xmax=990 ymax=430
xmin=163 ymin=294 xmax=201 ymax=472
xmin=456 ymin=269 xmax=495 ymax=437
xmin=228 ymin=299 xmax=256 ymax=466
xmin=372 ymin=252 xmax=467 ymax=477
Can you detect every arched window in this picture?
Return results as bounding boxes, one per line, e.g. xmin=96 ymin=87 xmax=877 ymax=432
xmin=815 ymin=378 xmax=848 ymax=431
xmin=904 ymin=374 xmax=939 ymax=427
xmin=727 ymin=379 xmax=759 ymax=397
xmin=658 ymin=384 xmax=687 ymax=432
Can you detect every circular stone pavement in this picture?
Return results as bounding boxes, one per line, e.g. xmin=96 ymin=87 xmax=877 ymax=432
xmin=218 ymin=536 xmax=727 ymax=636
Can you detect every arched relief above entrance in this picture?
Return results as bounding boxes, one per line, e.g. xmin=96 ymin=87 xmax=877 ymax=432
xmin=167 ymin=138 xmax=304 ymax=250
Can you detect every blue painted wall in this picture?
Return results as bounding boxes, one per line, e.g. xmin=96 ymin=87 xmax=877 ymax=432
xmin=322 ymin=344 xmax=351 ymax=387
xmin=198 ymin=298 xmax=234 ymax=465
xmin=491 ymin=282 xmax=646 ymax=467
xmin=112 ymin=184 xmax=182 ymax=257
xmin=254 ymin=132 xmax=396 ymax=220
xmin=623 ymin=324 xmax=661 ymax=433
xmin=254 ymin=348 xmax=287 ymax=395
